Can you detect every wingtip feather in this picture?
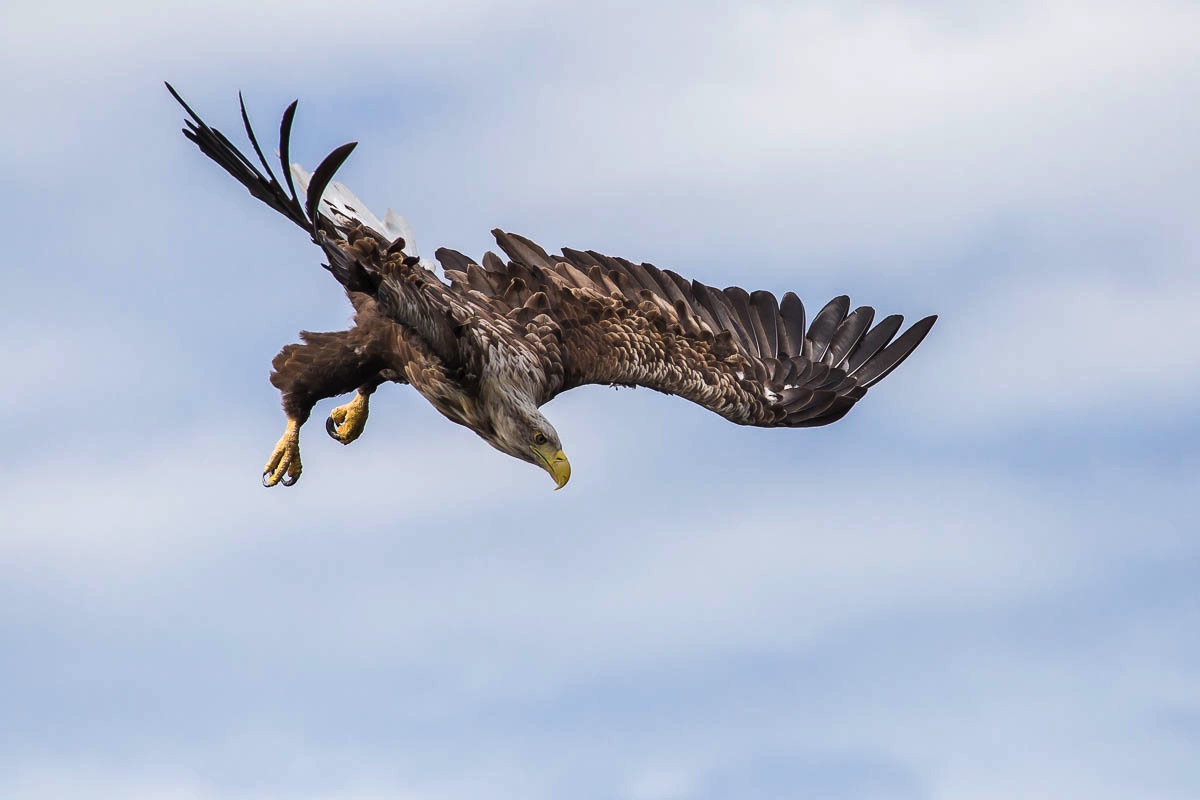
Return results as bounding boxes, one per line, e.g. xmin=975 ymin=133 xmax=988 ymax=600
xmin=304 ymin=141 xmax=358 ymax=230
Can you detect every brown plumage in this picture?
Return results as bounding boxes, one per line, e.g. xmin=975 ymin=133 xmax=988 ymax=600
xmin=168 ymin=85 xmax=937 ymax=489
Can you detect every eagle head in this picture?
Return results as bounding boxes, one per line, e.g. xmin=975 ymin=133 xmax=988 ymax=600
xmin=482 ymin=399 xmax=571 ymax=490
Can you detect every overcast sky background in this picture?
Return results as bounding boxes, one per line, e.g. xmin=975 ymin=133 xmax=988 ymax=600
xmin=1 ymin=1 xmax=1198 ymax=798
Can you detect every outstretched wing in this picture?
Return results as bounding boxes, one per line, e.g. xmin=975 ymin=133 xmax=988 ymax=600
xmin=168 ymin=84 xmax=464 ymax=366
xmin=166 ymin=83 xmax=384 ymax=288
xmin=438 ymin=232 xmax=936 ymax=427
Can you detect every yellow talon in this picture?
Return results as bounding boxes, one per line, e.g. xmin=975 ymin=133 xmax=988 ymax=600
xmin=326 ymin=391 xmax=371 ymax=444
xmin=263 ymin=419 xmax=302 ymax=487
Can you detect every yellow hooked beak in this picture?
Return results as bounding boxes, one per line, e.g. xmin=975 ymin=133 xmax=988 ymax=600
xmin=533 ymin=444 xmax=572 ymax=490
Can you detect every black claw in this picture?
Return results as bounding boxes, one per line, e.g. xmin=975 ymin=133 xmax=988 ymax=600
xmin=262 ymin=471 xmax=273 ymax=488
xmin=325 ymin=414 xmax=341 ymax=442
xmin=281 ymin=473 xmax=299 ymax=487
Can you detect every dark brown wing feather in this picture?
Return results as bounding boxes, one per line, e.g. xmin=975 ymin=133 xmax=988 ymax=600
xmin=439 ymin=230 xmax=937 ymax=428
xmin=170 ymin=85 xmax=470 ymax=369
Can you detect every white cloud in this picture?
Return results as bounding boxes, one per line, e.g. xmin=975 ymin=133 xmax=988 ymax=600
xmin=898 ymin=263 xmax=1200 ymax=431
xmin=5 ymin=387 xmax=1189 ymax=684
xmin=0 ymin=763 xmax=429 ymax=800
xmin=0 ymin=0 xmax=536 ymax=73
xmin=2 ymin=4 xmax=1198 ymax=800
xmin=359 ymin=0 xmax=1200 ymax=269
xmin=7 ymin=0 xmax=1198 ymax=270
xmin=0 ymin=418 xmax=526 ymax=579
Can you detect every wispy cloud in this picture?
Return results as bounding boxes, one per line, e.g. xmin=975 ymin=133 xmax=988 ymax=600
xmin=1 ymin=1 xmax=1198 ymax=799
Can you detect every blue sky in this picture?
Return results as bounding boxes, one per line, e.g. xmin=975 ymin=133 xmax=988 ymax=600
xmin=2 ymin=1 xmax=1198 ymax=797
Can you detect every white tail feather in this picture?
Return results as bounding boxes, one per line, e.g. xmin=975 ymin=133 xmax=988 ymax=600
xmin=288 ymin=161 xmax=421 ymax=261
xmin=383 ymin=209 xmax=415 ymax=254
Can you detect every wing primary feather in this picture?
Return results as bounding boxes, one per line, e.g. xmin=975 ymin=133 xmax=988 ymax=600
xmin=701 ymin=284 xmax=753 ymax=347
xmin=714 ymin=288 xmax=755 ymax=346
xmin=561 ymin=247 xmax=603 ymax=269
xmin=557 ymin=260 xmax=593 ymax=289
xmin=219 ymin=128 xmax=274 ymax=186
xmin=664 ymin=270 xmax=710 ymax=329
xmin=593 ymin=253 xmax=642 ymax=302
xmin=807 ymin=296 xmax=850 ymax=362
xmin=827 ymin=375 xmax=859 ymax=394
xmin=165 ymin=82 xmax=203 ymax=126
xmin=168 ymin=83 xmax=312 ymax=231
xmin=277 ymin=100 xmax=302 ymax=211
xmin=779 ymin=387 xmax=814 ymax=408
xmin=467 ymin=263 xmax=497 ymax=293
xmin=304 ymin=142 xmax=358 ymax=235
xmin=722 ymin=287 xmax=760 ymax=357
xmin=846 ymin=314 xmax=904 ymax=375
xmin=856 ymin=315 xmax=938 ymax=388
xmin=237 ymin=92 xmax=282 ymax=189
xmin=482 ymin=251 xmax=507 ymax=273
xmin=763 ymin=357 xmax=787 ymax=386
xmin=687 ymin=281 xmax=722 ymax=333
xmin=750 ymin=290 xmax=780 ymax=358
xmin=824 ymin=306 xmax=875 ymax=368
xmin=779 ymin=292 xmax=806 ymax=357
xmin=783 ymin=357 xmax=810 ymax=386
xmin=801 ymin=361 xmax=831 ymax=389
xmin=650 ymin=267 xmax=690 ymax=308
xmin=190 ymin=112 xmax=262 ymax=180
xmin=817 ymin=367 xmax=849 ymax=389
xmin=791 ymin=395 xmax=861 ymax=428
xmin=494 ymin=230 xmax=555 ymax=270
xmin=434 ymin=247 xmax=475 ymax=272
xmin=639 ymin=262 xmax=674 ymax=299
xmin=693 ymin=282 xmax=744 ymax=343
xmin=511 ymin=233 xmax=555 ymax=267
xmin=784 ymin=390 xmax=841 ymax=424
xmin=638 ymin=262 xmax=676 ymax=299
xmin=622 ymin=259 xmax=658 ymax=294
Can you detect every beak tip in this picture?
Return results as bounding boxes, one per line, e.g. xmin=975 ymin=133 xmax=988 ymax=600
xmin=536 ymin=447 xmax=571 ymax=490
xmin=553 ymin=468 xmax=571 ymax=491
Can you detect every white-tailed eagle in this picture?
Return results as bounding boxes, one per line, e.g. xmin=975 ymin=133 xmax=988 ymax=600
xmin=168 ymin=85 xmax=936 ymax=490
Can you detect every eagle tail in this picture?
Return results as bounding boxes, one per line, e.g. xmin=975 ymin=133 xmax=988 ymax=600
xmin=286 ymin=162 xmax=421 ymax=262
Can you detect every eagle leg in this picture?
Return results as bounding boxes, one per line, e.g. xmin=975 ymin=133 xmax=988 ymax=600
xmin=326 ymin=387 xmax=372 ymax=444
xmin=267 ymin=325 xmax=392 ymax=483
xmin=263 ymin=419 xmax=302 ymax=487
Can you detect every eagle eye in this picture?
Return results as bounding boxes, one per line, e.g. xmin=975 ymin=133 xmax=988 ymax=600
xmin=533 ymin=432 xmax=548 ymax=445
